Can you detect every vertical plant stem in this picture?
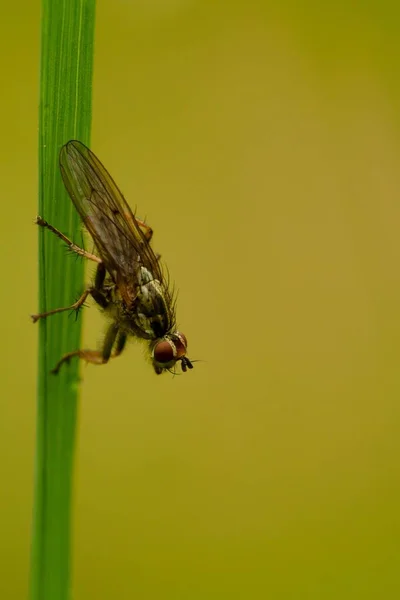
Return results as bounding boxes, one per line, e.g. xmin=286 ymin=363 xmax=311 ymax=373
xmin=31 ymin=1 xmax=96 ymax=599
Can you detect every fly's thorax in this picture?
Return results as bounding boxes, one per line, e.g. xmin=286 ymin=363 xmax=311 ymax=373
xmin=125 ymin=266 xmax=173 ymax=340
xmin=137 ymin=266 xmax=153 ymax=286
xmin=152 ymin=332 xmax=189 ymax=373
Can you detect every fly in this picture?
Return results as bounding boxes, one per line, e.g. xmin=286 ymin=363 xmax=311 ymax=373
xmin=32 ymin=140 xmax=193 ymax=375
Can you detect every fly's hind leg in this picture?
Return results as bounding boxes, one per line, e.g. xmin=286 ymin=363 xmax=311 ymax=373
xmin=131 ymin=216 xmax=154 ymax=242
xmin=35 ymin=216 xmax=102 ymax=264
xmin=51 ymin=324 xmax=127 ymax=375
xmin=31 ymin=263 xmax=109 ymax=323
xmin=126 ymin=214 xmax=161 ymax=260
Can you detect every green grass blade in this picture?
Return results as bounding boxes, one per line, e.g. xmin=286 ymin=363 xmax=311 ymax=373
xmin=31 ymin=1 xmax=96 ymax=599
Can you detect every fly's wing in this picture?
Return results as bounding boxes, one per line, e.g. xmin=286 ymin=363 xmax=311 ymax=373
xmin=59 ymin=140 xmax=165 ymax=304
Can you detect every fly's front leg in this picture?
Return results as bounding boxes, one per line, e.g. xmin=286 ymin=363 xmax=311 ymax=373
xmin=31 ymin=263 xmax=109 ymax=322
xmin=51 ymin=324 xmax=127 ymax=374
xmin=35 ymin=216 xmax=101 ymax=264
xmin=113 ymin=331 xmax=127 ymax=357
xmin=90 ymin=263 xmax=109 ymax=308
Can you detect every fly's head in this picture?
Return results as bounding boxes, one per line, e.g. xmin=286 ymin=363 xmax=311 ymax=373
xmin=151 ymin=332 xmax=193 ymax=375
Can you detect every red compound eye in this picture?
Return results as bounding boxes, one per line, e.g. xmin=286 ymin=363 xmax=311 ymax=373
xmin=153 ymin=340 xmax=175 ymax=364
xmin=177 ymin=332 xmax=187 ymax=347
xmin=174 ymin=333 xmax=187 ymax=358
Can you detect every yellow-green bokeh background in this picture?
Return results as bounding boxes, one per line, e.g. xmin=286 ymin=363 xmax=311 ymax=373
xmin=2 ymin=2 xmax=400 ymax=598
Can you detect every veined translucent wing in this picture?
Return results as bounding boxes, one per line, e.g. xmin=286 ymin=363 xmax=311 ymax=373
xmin=59 ymin=140 xmax=165 ymax=304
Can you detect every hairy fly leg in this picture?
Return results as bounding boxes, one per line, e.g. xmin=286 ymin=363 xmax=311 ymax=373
xmin=35 ymin=215 xmax=102 ymax=263
xmin=31 ymin=263 xmax=109 ymax=322
xmin=124 ymin=214 xmax=161 ymax=260
xmin=51 ymin=323 xmax=127 ymax=374
xmin=134 ymin=216 xmax=154 ymax=242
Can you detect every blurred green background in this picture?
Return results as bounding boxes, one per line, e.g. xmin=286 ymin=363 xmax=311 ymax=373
xmin=2 ymin=1 xmax=400 ymax=598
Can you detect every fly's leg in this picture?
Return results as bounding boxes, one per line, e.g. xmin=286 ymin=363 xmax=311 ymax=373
xmin=135 ymin=218 xmax=161 ymax=260
xmin=51 ymin=325 xmax=127 ymax=375
xmin=35 ymin=215 xmax=102 ymax=264
xmin=91 ymin=263 xmax=109 ymax=308
xmin=123 ymin=214 xmax=161 ymax=260
xmin=51 ymin=322 xmax=118 ymax=374
xmin=126 ymin=215 xmax=153 ymax=242
xmin=137 ymin=218 xmax=153 ymax=242
xmin=113 ymin=331 xmax=127 ymax=356
xmin=31 ymin=288 xmax=92 ymax=323
xmin=31 ymin=263 xmax=108 ymax=323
